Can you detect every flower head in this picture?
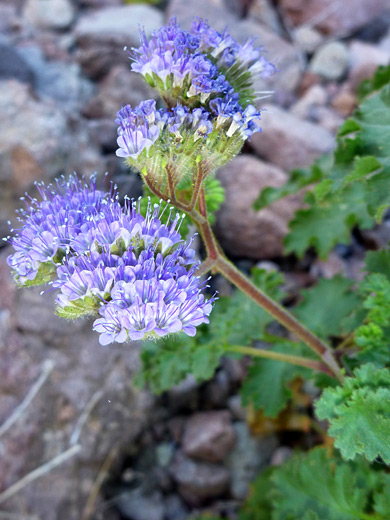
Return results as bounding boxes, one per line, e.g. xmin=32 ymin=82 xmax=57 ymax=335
xmin=129 ymin=17 xmax=276 ymax=108
xmin=6 ymin=175 xmax=114 ymax=285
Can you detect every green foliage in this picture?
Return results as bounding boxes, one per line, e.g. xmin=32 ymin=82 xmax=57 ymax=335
xmin=240 ymin=342 xmax=311 ymax=417
xmin=353 ymin=252 xmax=390 ymax=366
xmin=315 ymin=363 xmax=390 ymax=464
xmin=253 ymin=68 xmax=390 ymax=258
xmin=293 ymin=276 xmax=362 ymax=339
xmin=210 ymin=448 xmax=390 ymax=520
xmin=137 ymin=268 xmax=285 ymax=393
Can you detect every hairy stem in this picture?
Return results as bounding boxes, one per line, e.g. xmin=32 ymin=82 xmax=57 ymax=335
xmin=190 ymin=211 xmax=344 ymax=382
xmin=228 ymin=345 xmax=333 ymax=375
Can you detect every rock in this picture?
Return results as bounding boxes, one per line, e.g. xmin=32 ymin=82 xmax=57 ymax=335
xmin=164 ymin=494 xmax=189 ymax=520
xmin=270 ymin=446 xmax=294 ymax=466
xmin=85 ymin=65 xmax=155 ymax=120
xmin=315 ymin=105 xmax=344 ymax=133
xmin=0 ymin=80 xmax=104 ymax=237
xmin=215 ymin=155 xmax=304 ymax=259
xmin=19 ymin=45 xmax=94 ymax=110
xmin=182 ymin=411 xmax=235 ymax=462
xmin=229 ymin=20 xmax=302 ymax=96
xmin=290 ymin=84 xmax=328 ymax=119
xmin=309 ymin=41 xmax=349 ymax=80
xmin=0 ymin=251 xmax=154 ymax=520
xmin=24 ymin=0 xmax=75 ymax=30
xmin=74 ymin=5 xmax=164 ymax=79
xmin=292 ymin=26 xmax=324 ymax=54
xmin=227 ymin=395 xmax=247 ymax=420
xmin=248 ymin=0 xmax=282 ymax=34
xmin=0 ymin=43 xmax=35 ymax=84
xmin=0 ymin=3 xmax=20 ymax=34
xmin=331 ymin=88 xmax=356 ymax=116
xmin=170 ymin=451 xmax=230 ymax=505
xmin=348 ymin=40 xmax=389 ymax=89
xmin=116 ymin=488 xmax=164 ymax=520
xmin=226 ymin=422 xmax=278 ymax=499
xmin=250 ymin=104 xmax=335 ymax=170
xmin=279 ymin=0 xmax=389 ymax=38
xmin=202 ymin=370 xmax=231 ymax=408
xmin=166 ymin=0 xmax=237 ymax=32
xmin=167 ymin=375 xmax=199 ymax=413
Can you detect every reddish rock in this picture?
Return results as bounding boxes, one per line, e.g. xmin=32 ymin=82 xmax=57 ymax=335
xmin=0 ymin=251 xmax=153 ymax=519
xmin=279 ymin=0 xmax=389 ymax=37
xmin=182 ymin=411 xmax=235 ymax=462
xmin=214 ymin=155 xmax=303 ymax=259
xmin=250 ymin=104 xmax=335 ymax=170
xmin=170 ymin=451 xmax=230 ymax=505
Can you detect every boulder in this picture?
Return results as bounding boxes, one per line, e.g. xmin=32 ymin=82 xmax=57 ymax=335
xmin=214 ymin=155 xmax=303 ymax=259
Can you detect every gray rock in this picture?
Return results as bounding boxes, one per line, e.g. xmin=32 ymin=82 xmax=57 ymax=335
xmin=279 ymin=0 xmax=389 ymax=38
xmin=248 ymin=0 xmax=282 ymax=34
xmin=170 ymin=451 xmax=230 ymax=505
xmin=167 ymin=375 xmax=199 ymax=413
xmin=156 ymin=443 xmax=175 ymax=467
xmin=0 ymin=43 xmax=35 ymax=84
xmin=74 ymin=5 xmax=164 ymax=79
xmin=24 ymin=0 xmax=75 ymax=30
xmin=214 ymin=155 xmax=303 ymax=259
xmin=20 ymin=45 xmax=94 ymax=110
xmin=166 ymin=0 xmax=237 ymax=32
xmin=292 ymin=26 xmax=324 ymax=54
xmin=164 ymin=494 xmax=189 ymax=520
xmin=203 ymin=370 xmax=231 ymax=408
xmin=0 ymin=251 xmax=154 ymax=520
xmin=290 ymin=84 xmax=328 ymax=120
xmin=182 ymin=411 xmax=235 ymax=462
xmin=87 ymin=65 xmax=156 ymax=120
xmin=226 ymin=422 xmax=278 ymax=499
xmin=310 ymin=41 xmax=349 ymax=80
xmin=116 ymin=488 xmax=164 ymax=520
xmin=250 ymin=104 xmax=335 ymax=170
xmin=348 ymin=40 xmax=389 ymax=88
xmin=0 ymin=80 xmax=104 ymax=236
xmin=228 ymin=20 xmax=302 ymax=96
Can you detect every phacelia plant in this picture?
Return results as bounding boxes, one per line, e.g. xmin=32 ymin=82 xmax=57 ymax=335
xmin=5 ymin=14 xmax=390 ymax=519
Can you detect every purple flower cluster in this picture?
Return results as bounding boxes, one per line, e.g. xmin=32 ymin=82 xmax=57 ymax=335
xmin=129 ymin=17 xmax=275 ymax=104
xmin=116 ymin=100 xmax=214 ymax=160
xmin=6 ymin=175 xmax=111 ymax=284
xmin=115 ymin=98 xmax=261 ymax=161
xmin=6 ymin=176 xmax=215 ymax=345
xmin=130 ymin=19 xmax=233 ymax=101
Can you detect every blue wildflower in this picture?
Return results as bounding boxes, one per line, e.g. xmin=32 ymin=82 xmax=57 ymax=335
xmin=6 ymin=175 xmax=114 ymax=285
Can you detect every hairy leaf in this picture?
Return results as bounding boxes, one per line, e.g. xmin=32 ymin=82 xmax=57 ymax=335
xmin=315 ymin=363 xmax=390 ymax=463
xmin=240 ymin=342 xmax=311 ymax=417
xmin=293 ymin=276 xmax=362 ymax=338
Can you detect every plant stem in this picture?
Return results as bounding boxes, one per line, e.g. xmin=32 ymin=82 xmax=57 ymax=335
xmin=228 ymin=345 xmax=333 ymax=375
xmin=190 ymin=211 xmax=344 ymax=382
xmin=216 ymin=255 xmax=343 ymax=381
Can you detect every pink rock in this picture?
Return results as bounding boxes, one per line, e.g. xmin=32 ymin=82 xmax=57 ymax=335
xmin=250 ymin=104 xmax=335 ymax=171
xmin=215 ymin=155 xmax=303 ymax=259
xmin=279 ymin=0 xmax=388 ymax=38
xmin=182 ymin=411 xmax=235 ymax=462
xmin=170 ymin=451 xmax=230 ymax=505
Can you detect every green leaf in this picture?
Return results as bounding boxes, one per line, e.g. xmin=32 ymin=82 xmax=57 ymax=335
xmin=237 ymin=468 xmax=275 ymax=520
xmin=284 ymin=70 xmax=390 ymax=258
xmin=374 ymin=474 xmax=390 ymax=516
xmin=285 ymin=184 xmax=373 ymax=258
xmin=315 ymin=364 xmax=390 ymax=463
xmin=357 ymin=65 xmax=390 ymax=101
xmin=271 ymin=448 xmax=374 ymax=520
xmin=240 ymin=342 xmax=311 ymax=417
xmin=293 ymin=276 xmax=362 ymax=338
xmin=364 ymin=249 xmax=390 ymax=278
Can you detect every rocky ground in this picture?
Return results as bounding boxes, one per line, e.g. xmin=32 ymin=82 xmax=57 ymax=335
xmin=0 ymin=0 xmax=389 ymax=518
